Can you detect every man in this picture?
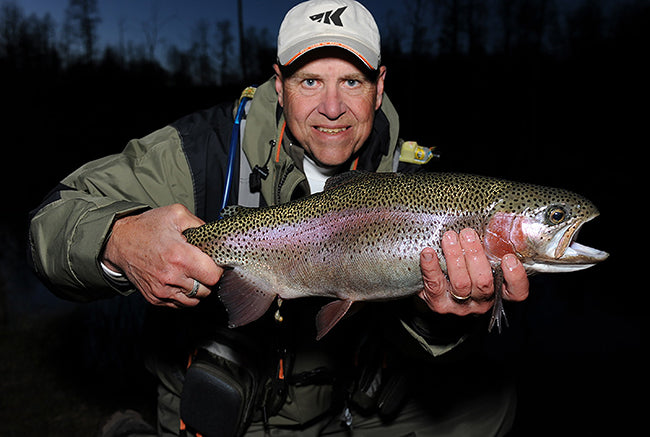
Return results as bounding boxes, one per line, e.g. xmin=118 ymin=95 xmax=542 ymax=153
xmin=29 ymin=1 xmax=529 ymax=436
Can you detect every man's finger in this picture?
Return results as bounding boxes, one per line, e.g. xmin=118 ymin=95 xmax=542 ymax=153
xmin=458 ymin=228 xmax=493 ymax=301
xmin=441 ymin=231 xmax=472 ymax=300
xmin=183 ymin=245 xmax=223 ymax=288
xmin=420 ymin=247 xmax=446 ymax=297
xmin=501 ymin=254 xmax=529 ymax=301
xmin=171 ymin=281 xmax=212 ymax=307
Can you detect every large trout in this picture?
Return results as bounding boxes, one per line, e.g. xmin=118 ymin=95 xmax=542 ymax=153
xmin=183 ymin=172 xmax=608 ymax=339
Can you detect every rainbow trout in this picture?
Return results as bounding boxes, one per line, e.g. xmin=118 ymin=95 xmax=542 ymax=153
xmin=183 ymin=172 xmax=608 ymax=339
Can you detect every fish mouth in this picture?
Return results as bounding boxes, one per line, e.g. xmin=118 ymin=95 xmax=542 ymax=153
xmin=545 ymin=214 xmax=609 ymax=271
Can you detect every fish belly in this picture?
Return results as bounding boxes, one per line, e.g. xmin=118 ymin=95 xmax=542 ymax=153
xmin=226 ymin=207 xmax=475 ymax=301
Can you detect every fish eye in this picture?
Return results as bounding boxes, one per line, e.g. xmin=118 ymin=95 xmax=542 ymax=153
xmin=547 ymin=207 xmax=567 ymax=224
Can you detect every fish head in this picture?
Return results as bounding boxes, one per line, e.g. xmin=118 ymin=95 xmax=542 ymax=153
xmin=485 ymin=184 xmax=609 ymax=273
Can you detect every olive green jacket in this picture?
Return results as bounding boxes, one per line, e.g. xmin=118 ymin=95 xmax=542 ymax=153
xmin=29 ymin=78 xmax=468 ymax=367
xmin=28 ymin=78 xmax=399 ymax=299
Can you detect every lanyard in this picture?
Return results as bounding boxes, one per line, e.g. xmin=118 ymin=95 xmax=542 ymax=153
xmin=220 ymin=95 xmax=252 ymax=217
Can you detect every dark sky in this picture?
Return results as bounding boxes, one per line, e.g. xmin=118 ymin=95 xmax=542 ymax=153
xmin=15 ymin=0 xmax=628 ymax=67
xmin=16 ymin=1 xmax=394 ymax=57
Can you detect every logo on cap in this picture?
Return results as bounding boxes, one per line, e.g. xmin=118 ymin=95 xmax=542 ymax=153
xmin=309 ymin=6 xmax=347 ymax=26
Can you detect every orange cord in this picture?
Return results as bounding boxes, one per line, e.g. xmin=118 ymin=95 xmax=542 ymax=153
xmin=278 ymin=358 xmax=285 ymax=380
xmin=275 ymin=121 xmax=286 ymax=163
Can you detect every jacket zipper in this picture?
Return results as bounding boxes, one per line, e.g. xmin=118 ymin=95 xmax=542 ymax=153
xmin=274 ymin=163 xmax=294 ymax=205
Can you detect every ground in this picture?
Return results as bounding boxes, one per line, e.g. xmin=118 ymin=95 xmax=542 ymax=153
xmin=0 ymin=267 xmax=642 ymax=436
xmin=0 ymin=290 xmax=157 ymax=436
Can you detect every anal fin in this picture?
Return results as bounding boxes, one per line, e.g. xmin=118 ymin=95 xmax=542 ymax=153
xmin=217 ymin=270 xmax=276 ymax=328
xmin=315 ymin=300 xmax=354 ymax=340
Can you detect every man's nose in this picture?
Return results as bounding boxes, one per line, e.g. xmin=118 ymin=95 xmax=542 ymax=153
xmin=318 ymin=85 xmax=346 ymax=120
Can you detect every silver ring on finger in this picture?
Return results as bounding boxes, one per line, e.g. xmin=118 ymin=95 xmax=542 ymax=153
xmin=185 ymin=279 xmax=200 ymax=298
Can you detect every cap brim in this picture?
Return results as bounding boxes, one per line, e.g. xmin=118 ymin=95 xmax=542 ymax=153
xmin=278 ymin=36 xmax=379 ymax=70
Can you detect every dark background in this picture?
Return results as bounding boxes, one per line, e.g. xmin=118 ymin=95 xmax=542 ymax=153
xmin=0 ymin=0 xmax=644 ymax=435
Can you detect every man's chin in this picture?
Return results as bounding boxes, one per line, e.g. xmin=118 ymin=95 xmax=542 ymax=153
xmin=307 ymin=151 xmax=353 ymax=168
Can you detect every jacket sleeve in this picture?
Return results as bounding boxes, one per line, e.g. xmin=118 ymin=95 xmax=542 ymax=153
xmin=28 ymin=125 xmax=195 ymax=302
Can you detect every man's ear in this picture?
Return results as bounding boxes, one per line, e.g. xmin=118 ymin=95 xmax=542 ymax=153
xmin=273 ymin=64 xmax=284 ymax=107
xmin=375 ymin=66 xmax=387 ymax=110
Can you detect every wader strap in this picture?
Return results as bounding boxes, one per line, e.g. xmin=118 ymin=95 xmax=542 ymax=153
xmin=235 ymin=86 xmax=263 ymax=208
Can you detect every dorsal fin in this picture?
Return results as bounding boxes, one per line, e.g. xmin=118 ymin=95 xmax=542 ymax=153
xmin=324 ymin=170 xmax=372 ymax=191
xmin=219 ymin=205 xmax=255 ymax=219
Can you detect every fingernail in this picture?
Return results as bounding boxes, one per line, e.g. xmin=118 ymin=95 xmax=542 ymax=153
xmin=461 ymin=228 xmax=477 ymax=243
xmin=422 ymin=251 xmax=433 ymax=262
xmin=503 ymin=254 xmax=520 ymax=271
xmin=444 ymin=231 xmax=458 ymax=244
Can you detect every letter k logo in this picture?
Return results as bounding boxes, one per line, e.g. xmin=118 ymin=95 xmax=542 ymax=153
xmin=309 ymin=6 xmax=347 ymax=26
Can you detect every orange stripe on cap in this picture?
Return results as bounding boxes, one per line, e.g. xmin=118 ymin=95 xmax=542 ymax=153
xmin=284 ymin=42 xmax=374 ymax=70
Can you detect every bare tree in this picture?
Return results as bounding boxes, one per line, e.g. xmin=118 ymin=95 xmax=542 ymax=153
xmin=0 ymin=1 xmax=22 ymax=56
xmin=244 ymin=26 xmax=275 ymax=82
xmin=0 ymin=2 xmax=59 ymax=71
xmin=166 ymin=44 xmax=193 ymax=85
xmin=438 ymin=0 xmax=462 ymax=55
xmin=191 ymin=18 xmax=214 ymax=85
xmin=238 ymin=0 xmax=247 ymax=81
xmin=64 ymin=0 xmax=101 ymax=63
xmin=464 ymin=0 xmax=488 ymax=55
xmin=214 ymin=19 xmax=234 ymax=85
xmin=406 ymin=0 xmax=433 ymax=56
xmin=382 ymin=7 xmax=407 ymax=57
xmin=498 ymin=0 xmax=516 ymax=55
xmin=496 ymin=0 xmax=560 ymax=55
xmin=117 ymin=16 xmax=126 ymax=63
xmin=141 ymin=0 xmax=171 ymax=62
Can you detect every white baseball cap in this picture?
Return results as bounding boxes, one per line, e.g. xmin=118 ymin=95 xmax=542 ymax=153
xmin=277 ymin=0 xmax=381 ymax=70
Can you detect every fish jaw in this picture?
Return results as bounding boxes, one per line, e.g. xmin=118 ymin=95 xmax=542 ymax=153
xmin=524 ymin=216 xmax=609 ymax=273
xmin=484 ymin=211 xmax=609 ymax=273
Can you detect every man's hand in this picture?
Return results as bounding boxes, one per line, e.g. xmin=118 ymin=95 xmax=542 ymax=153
xmin=418 ymin=229 xmax=529 ymax=315
xmin=102 ymin=204 xmax=223 ymax=308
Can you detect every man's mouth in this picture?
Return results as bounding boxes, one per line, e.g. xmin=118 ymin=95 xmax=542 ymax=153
xmin=315 ymin=126 xmax=349 ymax=135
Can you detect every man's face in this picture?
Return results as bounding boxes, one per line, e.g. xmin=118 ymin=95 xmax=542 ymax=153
xmin=274 ymin=52 xmax=386 ymax=167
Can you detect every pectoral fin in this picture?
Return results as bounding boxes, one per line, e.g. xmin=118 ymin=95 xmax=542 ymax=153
xmin=488 ymin=267 xmax=509 ymax=333
xmin=315 ymin=300 xmax=354 ymax=340
xmin=217 ymin=270 xmax=276 ymax=328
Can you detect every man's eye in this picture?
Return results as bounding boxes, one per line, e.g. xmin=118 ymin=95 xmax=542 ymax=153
xmin=346 ymin=79 xmax=360 ymax=87
xmin=303 ymin=79 xmax=317 ymax=87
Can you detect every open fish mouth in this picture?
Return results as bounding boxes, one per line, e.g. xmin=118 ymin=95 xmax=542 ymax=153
xmin=549 ymin=215 xmax=609 ymax=270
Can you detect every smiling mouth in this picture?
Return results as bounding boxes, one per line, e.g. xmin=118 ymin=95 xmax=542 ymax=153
xmin=315 ymin=126 xmax=349 ymax=135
